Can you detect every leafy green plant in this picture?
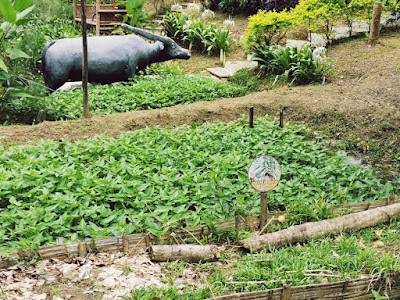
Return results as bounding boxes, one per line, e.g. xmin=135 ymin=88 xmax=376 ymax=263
xmin=243 ymin=10 xmax=293 ymax=52
xmin=163 ymin=11 xmax=234 ymax=62
xmin=39 ymin=75 xmax=247 ymax=122
xmin=213 ymin=27 xmax=234 ymax=65
xmin=252 ymin=45 xmax=328 ymax=85
xmin=124 ymin=0 xmax=147 ymax=28
xmin=163 ymin=11 xmax=188 ymax=41
xmin=0 ymin=117 xmax=396 ymax=252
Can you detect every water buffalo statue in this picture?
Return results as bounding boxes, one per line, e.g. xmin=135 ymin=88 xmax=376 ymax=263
xmin=42 ymin=24 xmax=191 ymax=91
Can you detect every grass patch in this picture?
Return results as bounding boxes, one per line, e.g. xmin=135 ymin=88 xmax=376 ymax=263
xmin=129 ymin=220 xmax=400 ymax=299
xmin=42 ymin=74 xmax=247 ymax=121
xmin=0 ymin=117 xmax=397 ymax=252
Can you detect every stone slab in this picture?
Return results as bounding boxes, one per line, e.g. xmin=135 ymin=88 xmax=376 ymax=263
xmin=206 ymin=67 xmax=232 ymax=78
xmin=224 ymin=60 xmax=258 ymax=75
xmin=286 ymin=39 xmax=309 ymax=49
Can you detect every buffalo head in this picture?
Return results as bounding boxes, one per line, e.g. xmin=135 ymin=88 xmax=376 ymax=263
xmin=121 ymin=24 xmax=191 ymax=61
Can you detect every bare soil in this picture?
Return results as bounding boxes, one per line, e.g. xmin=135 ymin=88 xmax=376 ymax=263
xmin=0 ymin=32 xmax=399 ymax=169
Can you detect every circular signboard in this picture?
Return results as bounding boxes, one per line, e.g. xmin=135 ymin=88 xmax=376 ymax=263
xmin=248 ymin=155 xmax=281 ymax=192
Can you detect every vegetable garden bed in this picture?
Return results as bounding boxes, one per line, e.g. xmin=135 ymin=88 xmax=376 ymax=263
xmin=1 ymin=117 xmax=397 ymax=254
xmin=40 ymin=75 xmax=247 ymax=121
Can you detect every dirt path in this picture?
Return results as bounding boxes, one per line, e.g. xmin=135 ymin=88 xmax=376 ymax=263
xmin=1 ymin=33 xmax=399 ymax=158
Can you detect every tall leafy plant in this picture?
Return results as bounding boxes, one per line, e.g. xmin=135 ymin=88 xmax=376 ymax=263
xmin=252 ymin=45 xmax=328 ymax=85
xmin=0 ymin=0 xmax=35 ymax=98
xmin=124 ymin=0 xmax=147 ymax=28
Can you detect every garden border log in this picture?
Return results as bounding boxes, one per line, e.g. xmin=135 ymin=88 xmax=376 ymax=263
xmin=150 ymin=244 xmax=221 ymax=262
xmin=241 ymin=202 xmax=400 ymax=251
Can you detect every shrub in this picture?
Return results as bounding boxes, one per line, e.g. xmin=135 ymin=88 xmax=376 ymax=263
xmin=291 ymin=0 xmax=346 ymax=43
xmin=243 ymin=10 xmax=293 ymax=52
xmin=252 ymin=45 xmax=328 ymax=85
xmin=343 ymin=0 xmax=376 ymax=35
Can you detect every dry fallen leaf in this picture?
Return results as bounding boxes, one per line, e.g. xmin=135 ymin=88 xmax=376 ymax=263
xmin=359 ymin=241 xmax=366 ymax=249
xmin=321 ymin=277 xmax=329 ymax=284
xmin=373 ymin=240 xmax=385 ymax=247
xmin=374 ymin=229 xmax=383 ymax=237
xmin=332 ymin=251 xmax=341 ymax=258
xmin=277 ymin=215 xmax=286 ymax=223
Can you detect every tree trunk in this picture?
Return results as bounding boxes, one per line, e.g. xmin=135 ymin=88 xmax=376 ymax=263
xmin=369 ymin=1 xmax=383 ymax=45
xmin=150 ymin=244 xmax=221 ymax=262
xmin=241 ymin=202 xmax=400 ymax=252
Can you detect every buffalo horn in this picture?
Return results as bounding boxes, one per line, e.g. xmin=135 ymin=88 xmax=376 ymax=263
xmin=121 ymin=24 xmax=174 ymax=45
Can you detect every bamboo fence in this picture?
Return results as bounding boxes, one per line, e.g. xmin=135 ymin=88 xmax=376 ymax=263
xmin=205 ymin=273 xmax=400 ymax=300
xmin=1 ymin=196 xmax=399 ymax=268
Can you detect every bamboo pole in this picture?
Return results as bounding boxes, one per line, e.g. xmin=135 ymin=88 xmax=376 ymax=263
xmin=242 ymin=202 xmax=400 ymax=251
xmin=150 ymin=245 xmax=221 ymax=262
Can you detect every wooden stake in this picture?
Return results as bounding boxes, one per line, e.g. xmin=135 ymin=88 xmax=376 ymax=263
xmin=72 ymin=0 xmax=77 ymax=24
xmin=279 ymin=109 xmax=284 ymax=128
xmin=81 ymin=0 xmax=90 ymax=118
xmin=260 ymin=192 xmax=268 ymax=229
xmin=249 ymin=106 xmax=254 ymax=128
xmin=369 ymin=1 xmax=382 ymax=45
xmin=122 ymin=232 xmax=129 ymax=252
xmin=96 ymin=0 xmax=101 ymax=36
xmin=78 ymin=242 xmax=87 ymax=257
xmin=281 ymin=284 xmax=292 ymax=300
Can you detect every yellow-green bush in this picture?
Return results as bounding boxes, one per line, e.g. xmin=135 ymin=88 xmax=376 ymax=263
xmin=290 ymin=0 xmax=345 ymax=42
xmin=243 ymin=10 xmax=293 ymax=52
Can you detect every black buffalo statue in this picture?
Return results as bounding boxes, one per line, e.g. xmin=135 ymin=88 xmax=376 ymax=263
xmin=42 ymin=24 xmax=191 ymax=91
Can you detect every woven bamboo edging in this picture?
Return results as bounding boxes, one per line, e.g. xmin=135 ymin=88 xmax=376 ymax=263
xmin=1 ymin=195 xmax=399 ymax=269
xmin=205 ymin=272 xmax=400 ymax=300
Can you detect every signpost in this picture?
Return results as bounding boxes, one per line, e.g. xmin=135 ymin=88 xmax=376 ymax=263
xmin=248 ymin=155 xmax=281 ymax=230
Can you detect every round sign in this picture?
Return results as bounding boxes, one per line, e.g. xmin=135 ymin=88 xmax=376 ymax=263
xmin=248 ymin=155 xmax=281 ymax=192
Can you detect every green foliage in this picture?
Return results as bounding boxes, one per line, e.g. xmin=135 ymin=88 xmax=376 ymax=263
xmin=130 ymin=286 xmax=212 ymax=299
xmin=229 ymin=234 xmax=400 ymax=292
xmin=384 ymin=0 xmax=400 ymax=14
xmin=243 ymin=10 xmax=293 ymax=52
xmin=0 ymin=17 xmax=80 ymax=124
xmin=39 ymin=75 xmax=247 ymax=121
xmin=291 ymin=0 xmax=346 ymax=43
xmin=217 ymin=0 xmax=248 ymax=15
xmin=252 ymin=45 xmax=328 ymax=85
xmin=0 ymin=117 xmax=396 ymax=252
xmin=142 ymin=61 xmax=186 ymax=75
xmin=163 ymin=11 xmax=189 ymax=41
xmin=163 ymin=11 xmax=235 ymax=62
xmin=124 ymin=0 xmax=147 ymax=28
xmin=229 ymin=68 xmax=264 ymax=91
xmin=31 ymin=0 xmax=73 ymax=20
